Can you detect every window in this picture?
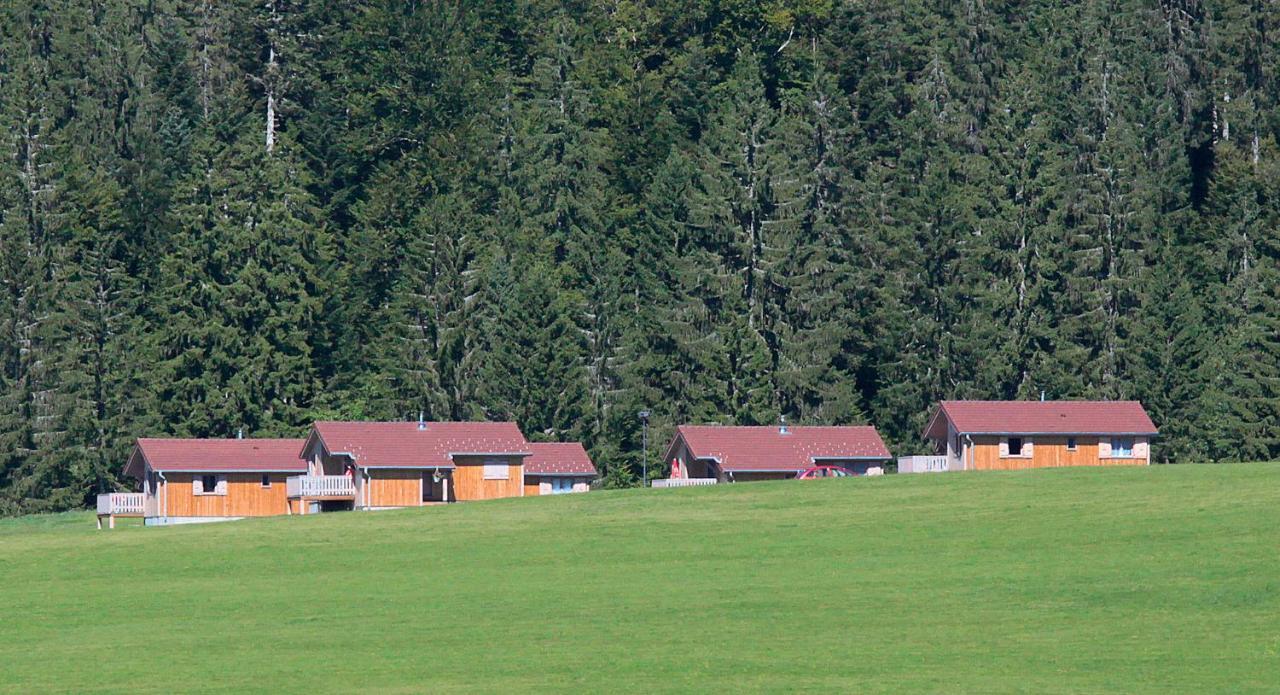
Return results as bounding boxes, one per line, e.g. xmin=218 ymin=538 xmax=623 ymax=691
xmin=1066 ymin=437 xmax=1078 ymax=451
xmin=551 ymin=477 xmax=573 ymax=494
xmin=261 ymin=474 xmax=272 ymax=488
xmin=200 ymin=475 xmax=219 ymax=495
xmin=1007 ymin=437 xmax=1023 ymax=457
xmin=1111 ymin=438 xmax=1134 ymax=458
xmin=482 ymin=461 xmax=509 ymax=480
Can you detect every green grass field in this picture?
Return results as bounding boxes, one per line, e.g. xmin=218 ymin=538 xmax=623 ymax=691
xmin=2 ymin=464 xmax=1277 ymax=693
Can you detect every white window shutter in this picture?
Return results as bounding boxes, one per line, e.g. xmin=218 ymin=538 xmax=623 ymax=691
xmin=1134 ymin=438 xmax=1149 ymax=459
xmin=1099 ymin=439 xmax=1112 ymax=458
xmin=483 ymin=460 xmax=509 ymax=480
xmin=193 ymin=478 xmax=203 ymax=494
xmin=998 ymin=439 xmax=1009 ymax=457
xmin=216 ymin=476 xmax=228 ymax=495
xmin=1023 ymin=440 xmax=1033 ymax=458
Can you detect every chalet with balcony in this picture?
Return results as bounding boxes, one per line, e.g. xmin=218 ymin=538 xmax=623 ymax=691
xmin=116 ymin=438 xmax=309 ymax=526
xmin=101 ymin=419 xmax=590 ymax=526
xmin=523 ymin=442 xmax=597 ymax=495
xmin=918 ymin=400 xmax=1158 ymax=472
xmin=297 ymin=420 xmax=532 ymax=510
xmin=661 ymin=422 xmax=892 ymax=483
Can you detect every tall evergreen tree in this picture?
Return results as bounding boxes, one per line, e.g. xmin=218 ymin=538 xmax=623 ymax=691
xmin=151 ymin=127 xmax=328 ymax=437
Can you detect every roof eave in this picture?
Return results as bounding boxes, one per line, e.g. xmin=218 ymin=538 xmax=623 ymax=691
xmin=663 ymin=429 xmax=727 ymax=466
xmin=951 ymin=430 xmax=1159 ymax=437
xmin=358 ymin=464 xmax=457 ymax=470
xmin=151 ymin=468 xmax=309 ymax=474
xmin=922 ymin=404 xmax=949 ymax=441
xmin=810 ymin=455 xmax=891 ymax=461
xmin=123 ymin=443 xmax=149 ymax=480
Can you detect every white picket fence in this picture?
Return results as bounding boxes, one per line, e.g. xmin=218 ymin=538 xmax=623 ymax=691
xmin=286 ymin=475 xmax=357 ymax=498
xmin=651 ymin=478 xmax=718 ymax=488
xmin=96 ymin=492 xmax=145 ymax=515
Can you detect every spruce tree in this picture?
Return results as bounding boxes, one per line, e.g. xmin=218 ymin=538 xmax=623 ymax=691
xmin=151 ymin=127 xmax=328 ymax=437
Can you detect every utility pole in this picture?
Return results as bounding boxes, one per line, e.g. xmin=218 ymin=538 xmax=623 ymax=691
xmin=638 ymin=410 xmax=650 ymax=487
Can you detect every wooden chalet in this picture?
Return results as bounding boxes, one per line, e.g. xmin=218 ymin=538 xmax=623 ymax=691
xmin=100 ymin=419 xmax=600 ymax=526
xmin=917 ymin=400 xmax=1158 ymax=471
xmin=661 ymin=422 xmax=892 ymax=483
xmin=297 ymin=420 xmax=532 ymax=511
xmin=523 ymin=442 xmax=597 ymax=495
xmin=116 ymin=438 xmax=308 ymax=526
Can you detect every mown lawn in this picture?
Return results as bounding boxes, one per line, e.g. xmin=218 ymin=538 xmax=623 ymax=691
xmin=1 ymin=463 xmax=1277 ymax=693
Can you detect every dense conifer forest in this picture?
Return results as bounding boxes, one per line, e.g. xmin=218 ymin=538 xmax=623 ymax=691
xmin=0 ymin=0 xmax=1277 ymax=512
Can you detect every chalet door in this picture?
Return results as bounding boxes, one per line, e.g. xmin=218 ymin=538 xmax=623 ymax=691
xmin=423 ymin=472 xmax=445 ymax=502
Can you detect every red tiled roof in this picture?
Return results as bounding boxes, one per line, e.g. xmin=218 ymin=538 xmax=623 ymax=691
xmin=924 ymin=400 xmax=1158 ymax=439
xmin=671 ymin=425 xmax=891 ymax=472
xmin=307 ymin=421 xmax=530 ymax=469
xmin=525 ymin=442 xmax=597 ymax=476
xmin=125 ymin=438 xmax=306 ymax=478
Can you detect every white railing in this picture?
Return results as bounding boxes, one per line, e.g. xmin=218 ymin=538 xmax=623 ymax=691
xmin=96 ymin=492 xmax=145 ymax=515
xmin=897 ymin=456 xmax=952 ymax=474
xmin=286 ymin=475 xmax=356 ymax=498
xmin=651 ymin=478 xmax=718 ymax=488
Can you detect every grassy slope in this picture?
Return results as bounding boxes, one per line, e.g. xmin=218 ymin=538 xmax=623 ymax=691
xmin=1 ymin=464 xmax=1277 ymax=694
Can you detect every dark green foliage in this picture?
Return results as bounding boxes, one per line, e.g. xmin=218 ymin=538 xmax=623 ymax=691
xmin=1 ymin=0 xmax=1278 ymax=512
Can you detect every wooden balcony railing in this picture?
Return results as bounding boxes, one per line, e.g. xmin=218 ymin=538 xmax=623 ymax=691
xmin=897 ymin=456 xmax=952 ymax=474
xmin=286 ymin=475 xmax=356 ymax=498
xmin=96 ymin=492 xmax=145 ymax=515
xmin=651 ymin=478 xmax=718 ymax=488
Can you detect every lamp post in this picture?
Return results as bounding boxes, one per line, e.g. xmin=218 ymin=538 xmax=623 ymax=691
xmin=638 ymin=410 xmax=650 ymax=487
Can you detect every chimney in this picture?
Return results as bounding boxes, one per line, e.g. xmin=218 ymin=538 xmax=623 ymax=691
xmin=236 ymin=428 xmax=243 ymax=440
xmin=417 ymin=411 xmax=426 ymax=431
xmin=1040 ymin=390 xmax=1046 ymax=402
xmin=779 ymin=415 xmax=789 ymax=435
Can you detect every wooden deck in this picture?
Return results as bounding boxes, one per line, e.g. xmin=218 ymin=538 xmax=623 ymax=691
xmin=96 ymin=493 xmax=144 ymax=529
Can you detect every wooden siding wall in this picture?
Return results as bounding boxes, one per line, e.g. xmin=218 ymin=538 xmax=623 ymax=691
xmin=163 ymin=473 xmax=291 ymax=517
xmin=451 ymin=456 xmax=523 ymax=501
xmin=302 ymin=437 xmax=351 ymax=476
xmin=523 ymin=478 xmax=542 ymax=496
xmin=969 ymin=436 xmax=1149 ymax=471
xmin=689 ymin=460 xmax=716 ymax=478
xmin=366 ymin=469 xmax=421 ymax=507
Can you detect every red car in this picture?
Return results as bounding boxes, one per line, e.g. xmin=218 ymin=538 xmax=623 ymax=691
xmin=796 ymin=465 xmax=857 ymax=479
